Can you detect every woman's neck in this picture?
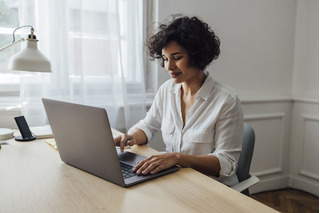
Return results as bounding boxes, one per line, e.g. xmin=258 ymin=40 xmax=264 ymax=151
xmin=181 ymin=71 xmax=206 ymax=97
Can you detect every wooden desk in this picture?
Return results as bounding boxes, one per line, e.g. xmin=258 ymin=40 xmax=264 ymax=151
xmin=0 ymin=134 xmax=278 ymax=213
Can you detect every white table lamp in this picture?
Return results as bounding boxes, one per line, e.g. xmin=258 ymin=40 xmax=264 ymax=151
xmin=0 ymin=25 xmax=51 ymax=72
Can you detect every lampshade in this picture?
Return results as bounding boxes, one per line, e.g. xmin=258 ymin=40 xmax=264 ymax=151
xmin=8 ymin=39 xmax=51 ymax=72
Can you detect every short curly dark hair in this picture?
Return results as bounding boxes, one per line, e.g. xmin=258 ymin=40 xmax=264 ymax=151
xmin=147 ymin=15 xmax=220 ymax=70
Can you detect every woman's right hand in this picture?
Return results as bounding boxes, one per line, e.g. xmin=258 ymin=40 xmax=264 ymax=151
xmin=114 ymin=134 xmax=136 ymax=152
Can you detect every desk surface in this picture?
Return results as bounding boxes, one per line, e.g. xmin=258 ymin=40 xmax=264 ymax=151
xmin=0 ymin=131 xmax=277 ymax=213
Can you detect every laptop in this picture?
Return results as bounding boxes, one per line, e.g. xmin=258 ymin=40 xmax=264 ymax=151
xmin=42 ymin=98 xmax=179 ymax=187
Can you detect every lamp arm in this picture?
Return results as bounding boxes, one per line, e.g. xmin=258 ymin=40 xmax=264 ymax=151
xmin=12 ymin=25 xmax=34 ymax=42
xmin=0 ymin=38 xmax=25 ymax=53
xmin=0 ymin=25 xmax=35 ymax=53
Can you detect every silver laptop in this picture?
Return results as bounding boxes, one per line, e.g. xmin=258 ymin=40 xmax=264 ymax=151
xmin=42 ymin=98 xmax=179 ymax=187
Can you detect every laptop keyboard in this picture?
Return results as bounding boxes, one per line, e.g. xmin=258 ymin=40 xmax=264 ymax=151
xmin=120 ymin=162 xmax=137 ymax=179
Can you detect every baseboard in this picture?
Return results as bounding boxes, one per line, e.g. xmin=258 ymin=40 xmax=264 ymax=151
xmin=250 ymin=175 xmax=319 ymax=197
xmin=288 ymin=175 xmax=319 ymax=196
xmin=249 ymin=175 xmax=289 ymax=194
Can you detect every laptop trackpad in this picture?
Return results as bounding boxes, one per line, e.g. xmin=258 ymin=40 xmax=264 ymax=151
xmin=117 ymin=151 xmax=146 ymax=166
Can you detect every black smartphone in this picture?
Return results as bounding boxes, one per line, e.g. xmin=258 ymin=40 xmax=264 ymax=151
xmin=14 ymin=116 xmax=36 ymax=141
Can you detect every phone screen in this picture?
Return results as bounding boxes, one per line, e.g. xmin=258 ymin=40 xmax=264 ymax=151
xmin=14 ymin=116 xmax=33 ymax=138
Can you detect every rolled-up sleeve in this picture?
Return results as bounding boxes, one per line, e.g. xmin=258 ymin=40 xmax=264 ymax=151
xmin=210 ymin=97 xmax=244 ymax=179
xmin=128 ymin=118 xmax=157 ymax=143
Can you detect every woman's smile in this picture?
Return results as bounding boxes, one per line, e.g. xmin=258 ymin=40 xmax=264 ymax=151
xmin=169 ymin=71 xmax=182 ymax=78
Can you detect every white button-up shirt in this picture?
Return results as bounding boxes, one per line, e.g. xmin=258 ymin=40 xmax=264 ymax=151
xmin=129 ymin=71 xmax=243 ymax=184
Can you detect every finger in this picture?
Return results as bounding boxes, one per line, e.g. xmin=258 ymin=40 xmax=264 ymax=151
xmin=114 ymin=135 xmax=122 ymax=146
xmin=127 ymin=138 xmax=135 ymax=146
xmin=136 ymin=160 xmax=159 ymax=175
xmin=150 ymin=164 xmax=163 ymax=174
xmin=142 ymin=162 xmax=160 ymax=175
xmin=133 ymin=155 xmax=156 ymax=173
xmin=133 ymin=159 xmax=147 ymax=172
xmin=119 ymin=135 xmax=130 ymax=152
xmin=136 ymin=160 xmax=152 ymax=175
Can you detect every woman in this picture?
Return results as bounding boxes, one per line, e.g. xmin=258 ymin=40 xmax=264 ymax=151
xmin=114 ymin=16 xmax=243 ymax=185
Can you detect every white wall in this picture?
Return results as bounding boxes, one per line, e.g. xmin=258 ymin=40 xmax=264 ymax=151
xmin=292 ymin=0 xmax=319 ymax=99
xmin=149 ymin=0 xmax=319 ymax=195
xmin=289 ymin=99 xmax=318 ymax=196
xmin=154 ymin=0 xmax=297 ymax=97
xmin=288 ymin=0 xmax=319 ymax=196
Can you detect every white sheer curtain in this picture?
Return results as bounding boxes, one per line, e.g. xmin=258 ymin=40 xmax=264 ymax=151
xmin=18 ymin=0 xmax=146 ymax=132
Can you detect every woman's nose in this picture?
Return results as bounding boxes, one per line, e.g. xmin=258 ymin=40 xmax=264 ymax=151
xmin=166 ymin=59 xmax=176 ymax=70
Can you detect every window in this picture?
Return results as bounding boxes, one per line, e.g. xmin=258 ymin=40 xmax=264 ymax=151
xmin=0 ymin=0 xmax=146 ymax=109
xmin=67 ymin=0 xmax=144 ymax=81
xmin=0 ymin=0 xmax=19 ymax=68
xmin=64 ymin=0 xmax=145 ymax=103
xmin=0 ymin=0 xmax=22 ymax=108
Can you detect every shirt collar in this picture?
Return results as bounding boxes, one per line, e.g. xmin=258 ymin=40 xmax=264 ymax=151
xmin=172 ymin=82 xmax=181 ymax=95
xmin=171 ymin=71 xmax=214 ymax=100
xmin=195 ymin=71 xmax=213 ymax=101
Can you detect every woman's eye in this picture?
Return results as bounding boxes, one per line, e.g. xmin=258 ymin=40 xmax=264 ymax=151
xmin=162 ymin=56 xmax=182 ymax=62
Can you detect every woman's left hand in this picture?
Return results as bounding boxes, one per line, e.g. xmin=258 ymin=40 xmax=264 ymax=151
xmin=133 ymin=153 xmax=179 ymax=175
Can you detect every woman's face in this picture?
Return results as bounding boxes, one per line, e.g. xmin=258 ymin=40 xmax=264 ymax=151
xmin=162 ymin=41 xmax=200 ymax=85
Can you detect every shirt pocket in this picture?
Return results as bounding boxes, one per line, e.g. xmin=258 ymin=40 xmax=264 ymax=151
xmin=161 ymin=120 xmax=175 ymax=152
xmin=184 ymin=129 xmax=214 ymax=155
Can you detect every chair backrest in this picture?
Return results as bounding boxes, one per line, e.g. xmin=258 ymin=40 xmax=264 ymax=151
xmin=236 ymin=123 xmax=255 ymax=183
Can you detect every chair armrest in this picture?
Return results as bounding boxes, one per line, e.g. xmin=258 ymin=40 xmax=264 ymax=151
xmin=231 ymin=174 xmax=259 ymax=192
